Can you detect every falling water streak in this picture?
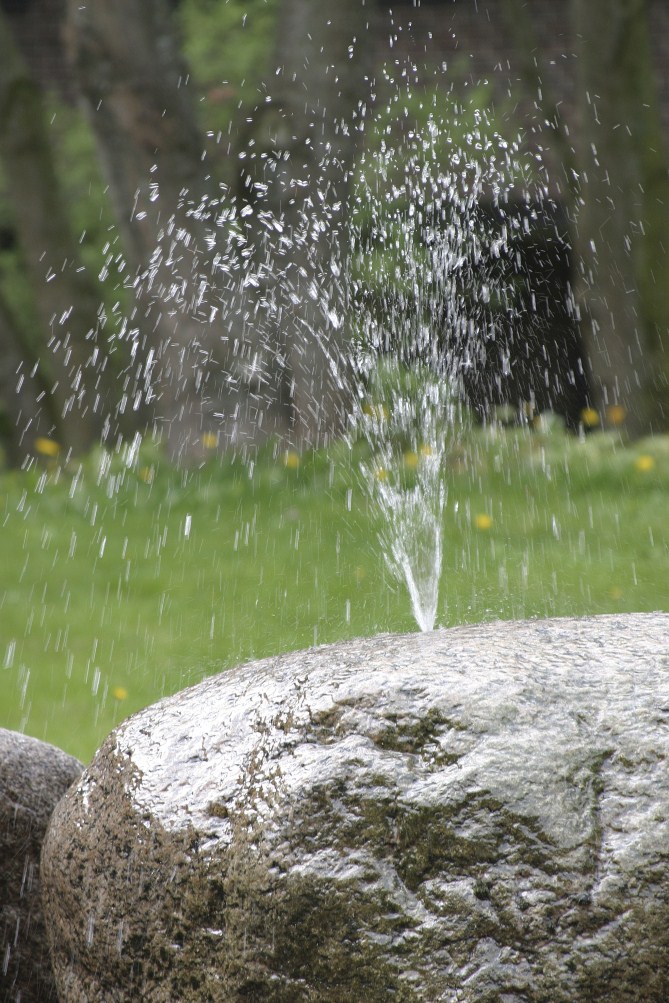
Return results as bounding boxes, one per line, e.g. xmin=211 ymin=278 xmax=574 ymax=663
xmin=356 ymin=371 xmax=457 ymax=632
xmin=108 ymin=82 xmax=542 ymax=633
xmin=340 ymin=97 xmax=534 ymax=630
xmin=378 ymin=467 xmax=446 ymax=633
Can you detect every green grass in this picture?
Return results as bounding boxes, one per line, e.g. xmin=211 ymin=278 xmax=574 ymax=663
xmin=1 ymin=427 xmax=668 ymax=762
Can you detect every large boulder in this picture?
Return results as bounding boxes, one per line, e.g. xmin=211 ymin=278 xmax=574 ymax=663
xmin=42 ymin=613 xmax=669 ymax=1002
xmin=0 ymin=728 xmax=82 ymax=1002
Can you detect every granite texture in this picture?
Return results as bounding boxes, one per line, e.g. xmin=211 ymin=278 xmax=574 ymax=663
xmin=42 ymin=613 xmax=669 ymax=1001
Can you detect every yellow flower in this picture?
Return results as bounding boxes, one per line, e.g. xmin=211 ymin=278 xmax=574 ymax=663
xmin=606 ymin=404 xmax=626 ymax=427
xmin=34 ymin=436 xmax=60 ymax=457
xmin=580 ymin=407 xmax=600 ymax=429
xmin=374 ymin=466 xmax=388 ymax=481
xmin=634 ymin=454 xmax=655 ymax=473
xmin=202 ymin=432 xmax=219 ymax=449
xmin=474 ymin=513 xmax=493 ymax=531
xmin=362 ymin=403 xmax=388 ymax=420
xmin=419 ymin=443 xmax=433 ymax=457
xmin=111 ymin=686 xmax=128 ymax=701
xmin=403 ymin=451 xmax=419 ymax=470
xmin=283 ymin=450 xmax=300 ymax=470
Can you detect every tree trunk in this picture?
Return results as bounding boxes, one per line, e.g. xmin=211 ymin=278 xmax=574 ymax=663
xmin=0 ymin=8 xmax=107 ymax=459
xmin=0 ymin=289 xmax=57 ymax=466
xmin=65 ymin=0 xmax=374 ymax=458
xmin=572 ymin=0 xmax=669 ymax=433
xmin=64 ymin=0 xmax=282 ymax=461
xmin=246 ymin=0 xmax=373 ymax=448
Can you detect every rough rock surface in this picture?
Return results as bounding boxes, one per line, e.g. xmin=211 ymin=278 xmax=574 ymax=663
xmin=0 ymin=728 xmax=82 ymax=1002
xmin=42 ymin=613 xmax=669 ymax=1002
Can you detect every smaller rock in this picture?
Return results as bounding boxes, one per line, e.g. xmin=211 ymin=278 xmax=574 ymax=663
xmin=0 ymin=728 xmax=82 ymax=1003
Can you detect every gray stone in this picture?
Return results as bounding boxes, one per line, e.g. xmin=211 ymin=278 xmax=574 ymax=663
xmin=42 ymin=613 xmax=669 ymax=1001
xmin=0 ymin=728 xmax=82 ymax=1002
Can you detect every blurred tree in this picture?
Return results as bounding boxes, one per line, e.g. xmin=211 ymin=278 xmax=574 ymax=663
xmin=238 ymin=0 xmax=373 ymax=445
xmin=503 ymin=0 xmax=669 ymax=434
xmin=572 ymin=0 xmax=669 ymax=434
xmin=177 ymin=0 xmax=277 ymax=156
xmin=0 ymin=7 xmax=110 ymax=461
xmin=64 ymin=0 xmax=372 ymax=459
xmin=10 ymin=0 xmax=663 ymax=457
xmin=64 ymin=0 xmax=252 ymax=462
xmin=0 ymin=289 xmax=52 ymax=465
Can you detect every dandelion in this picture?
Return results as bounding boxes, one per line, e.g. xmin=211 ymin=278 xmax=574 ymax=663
xmin=403 ymin=450 xmax=419 ymax=470
xmin=374 ymin=466 xmax=388 ymax=481
xmin=202 ymin=432 xmax=219 ymax=449
xmin=606 ymin=405 xmax=626 ymax=427
xmin=634 ymin=454 xmax=655 ymax=473
xmin=474 ymin=513 xmax=493 ymax=530
xmin=419 ymin=443 xmax=433 ymax=457
xmin=580 ymin=407 xmax=600 ymax=429
xmin=34 ymin=437 xmax=60 ymax=457
xmin=111 ymin=686 xmax=128 ymax=701
xmin=283 ymin=451 xmax=300 ymax=470
xmin=361 ymin=403 xmax=388 ymax=420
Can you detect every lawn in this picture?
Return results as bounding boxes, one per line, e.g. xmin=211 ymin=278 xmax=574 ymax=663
xmin=1 ymin=425 xmax=668 ymax=762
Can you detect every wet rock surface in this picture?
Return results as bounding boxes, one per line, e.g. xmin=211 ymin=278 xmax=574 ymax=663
xmin=0 ymin=728 xmax=82 ymax=1003
xmin=42 ymin=613 xmax=669 ymax=1002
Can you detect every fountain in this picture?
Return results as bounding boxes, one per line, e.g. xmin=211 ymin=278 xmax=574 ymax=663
xmin=3 ymin=4 xmax=669 ymax=1001
xmin=2 ymin=0 xmax=665 ymax=758
xmin=5 ymin=0 xmax=654 ymax=764
xmin=119 ymin=81 xmax=544 ymax=634
xmin=344 ymin=100 xmax=539 ymax=629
